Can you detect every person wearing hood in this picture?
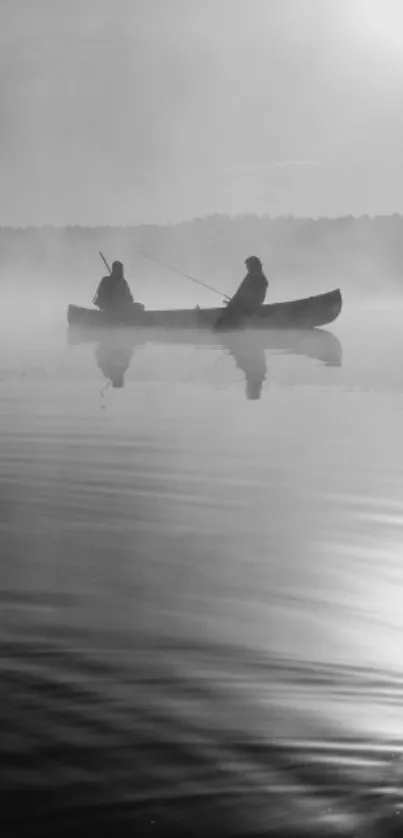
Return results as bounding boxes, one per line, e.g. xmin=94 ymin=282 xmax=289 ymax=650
xmin=216 ymin=256 xmax=268 ymax=328
xmin=93 ymin=260 xmax=134 ymax=312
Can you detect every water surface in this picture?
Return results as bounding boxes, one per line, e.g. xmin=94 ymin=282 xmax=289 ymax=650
xmin=1 ymin=304 xmax=403 ymax=835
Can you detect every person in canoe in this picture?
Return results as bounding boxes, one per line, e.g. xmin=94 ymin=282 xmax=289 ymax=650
xmin=93 ymin=260 xmax=134 ymax=313
xmin=216 ymin=256 xmax=268 ymax=329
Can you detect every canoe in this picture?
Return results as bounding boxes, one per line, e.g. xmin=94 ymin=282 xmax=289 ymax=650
xmin=67 ymin=288 xmax=342 ymax=331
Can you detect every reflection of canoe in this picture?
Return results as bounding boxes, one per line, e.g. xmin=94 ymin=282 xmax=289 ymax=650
xmin=221 ymin=328 xmax=342 ymax=368
xmin=67 ymin=288 xmax=342 ymax=331
xmin=69 ymin=326 xmax=342 ymax=401
xmin=67 ymin=325 xmax=342 ymax=368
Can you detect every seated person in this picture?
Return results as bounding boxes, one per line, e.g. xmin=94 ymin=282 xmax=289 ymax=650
xmin=93 ymin=260 xmax=134 ymax=312
xmin=216 ymin=256 xmax=268 ymax=328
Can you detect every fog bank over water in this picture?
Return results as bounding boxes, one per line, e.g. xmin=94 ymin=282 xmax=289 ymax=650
xmin=1 ymin=214 xmax=403 ymax=312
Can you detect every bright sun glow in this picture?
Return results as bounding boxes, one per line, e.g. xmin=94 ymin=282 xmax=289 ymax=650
xmin=359 ymin=0 xmax=403 ymax=47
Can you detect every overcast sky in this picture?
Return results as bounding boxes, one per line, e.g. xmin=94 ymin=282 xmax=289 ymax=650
xmin=2 ymin=0 xmax=403 ymax=225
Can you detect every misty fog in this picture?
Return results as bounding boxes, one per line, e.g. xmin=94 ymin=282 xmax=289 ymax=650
xmin=4 ymin=1 xmax=403 ymax=836
xmin=2 ymin=214 xmax=403 ymax=322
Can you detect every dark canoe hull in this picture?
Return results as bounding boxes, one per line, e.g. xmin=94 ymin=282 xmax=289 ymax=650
xmin=67 ymin=288 xmax=342 ymax=331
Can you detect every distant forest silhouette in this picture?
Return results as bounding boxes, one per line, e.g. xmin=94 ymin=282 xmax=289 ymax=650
xmin=1 ymin=214 xmax=403 ymax=304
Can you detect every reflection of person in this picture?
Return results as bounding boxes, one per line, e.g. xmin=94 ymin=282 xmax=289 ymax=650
xmin=95 ymin=334 xmax=136 ymax=389
xmin=93 ymin=260 xmax=134 ymax=313
xmin=217 ymin=256 xmax=268 ymax=329
xmin=224 ymin=336 xmax=267 ymax=400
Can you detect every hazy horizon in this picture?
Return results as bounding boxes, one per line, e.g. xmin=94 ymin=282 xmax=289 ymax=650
xmin=0 ymin=213 xmax=402 ymax=316
xmin=2 ymin=207 xmax=403 ymax=233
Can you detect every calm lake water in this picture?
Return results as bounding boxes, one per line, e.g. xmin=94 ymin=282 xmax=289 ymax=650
xmin=1 ymin=300 xmax=403 ymax=835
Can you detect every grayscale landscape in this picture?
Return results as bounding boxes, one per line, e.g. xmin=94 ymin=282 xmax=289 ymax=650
xmin=2 ymin=1 xmax=403 ymax=835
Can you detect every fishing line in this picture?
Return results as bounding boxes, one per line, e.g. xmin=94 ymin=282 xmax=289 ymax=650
xmin=99 ymin=248 xmax=230 ymax=301
xmin=135 ymin=251 xmax=230 ymax=301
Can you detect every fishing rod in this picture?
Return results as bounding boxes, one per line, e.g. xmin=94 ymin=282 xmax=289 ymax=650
xmin=98 ymin=249 xmax=230 ymax=302
xmin=99 ymin=251 xmax=112 ymax=274
xmin=136 ymin=251 xmax=230 ymax=302
xmin=93 ymin=251 xmax=113 ymax=304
